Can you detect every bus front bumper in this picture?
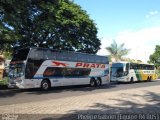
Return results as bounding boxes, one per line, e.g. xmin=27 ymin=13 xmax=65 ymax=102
xmin=8 ymin=83 xmax=18 ymax=88
xmin=110 ymin=76 xmax=130 ymax=82
xmin=110 ymin=77 xmax=118 ymax=82
xmin=8 ymin=79 xmax=25 ymax=89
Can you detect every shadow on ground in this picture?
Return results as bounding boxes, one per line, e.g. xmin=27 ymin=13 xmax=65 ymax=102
xmin=26 ymin=83 xmax=117 ymax=94
xmin=39 ymin=91 xmax=160 ymax=120
xmin=0 ymin=84 xmax=117 ymax=98
xmin=26 ymin=80 xmax=159 ymax=95
xmin=0 ymin=80 xmax=159 ymax=98
xmin=0 ymin=85 xmax=8 ymax=90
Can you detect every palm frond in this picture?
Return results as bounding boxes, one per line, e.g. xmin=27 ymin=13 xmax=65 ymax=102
xmin=105 ymin=40 xmax=130 ymax=61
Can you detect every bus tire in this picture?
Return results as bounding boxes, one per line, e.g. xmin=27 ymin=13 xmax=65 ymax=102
xmin=148 ymin=76 xmax=152 ymax=82
xmin=150 ymin=76 xmax=152 ymax=81
xmin=130 ymin=77 xmax=134 ymax=83
xmin=147 ymin=76 xmax=151 ymax=82
xmin=96 ymin=77 xmax=102 ymax=86
xmin=90 ymin=78 xmax=96 ymax=87
xmin=41 ymin=79 xmax=50 ymax=90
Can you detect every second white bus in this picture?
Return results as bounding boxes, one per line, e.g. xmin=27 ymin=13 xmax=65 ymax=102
xmin=111 ymin=62 xmax=157 ymax=83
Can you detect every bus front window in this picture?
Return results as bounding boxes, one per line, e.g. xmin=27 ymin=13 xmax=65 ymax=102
xmin=12 ymin=48 xmax=30 ymax=62
xmin=111 ymin=67 xmax=124 ymax=77
xmin=111 ymin=63 xmax=128 ymax=77
xmin=9 ymin=63 xmax=24 ymax=78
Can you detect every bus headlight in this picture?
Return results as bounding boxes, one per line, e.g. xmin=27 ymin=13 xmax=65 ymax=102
xmin=18 ymin=80 xmax=23 ymax=83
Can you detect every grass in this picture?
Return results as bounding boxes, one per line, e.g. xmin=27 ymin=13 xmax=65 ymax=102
xmin=0 ymin=77 xmax=8 ymax=85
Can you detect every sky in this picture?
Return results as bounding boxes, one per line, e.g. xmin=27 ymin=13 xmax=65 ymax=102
xmin=73 ymin=0 xmax=160 ymax=63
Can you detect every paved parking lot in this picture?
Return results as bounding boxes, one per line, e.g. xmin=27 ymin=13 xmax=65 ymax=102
xmin=0 ymin=83 xmax=160 ymax=119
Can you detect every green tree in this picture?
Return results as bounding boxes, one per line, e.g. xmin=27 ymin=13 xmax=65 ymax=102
xmin=105 ymin=40 xmax=130 ymax=61
xmin=0 ymin=0 xmax=100 ymax=54
xmin=149 ymin=45 xmax=160 ymax=68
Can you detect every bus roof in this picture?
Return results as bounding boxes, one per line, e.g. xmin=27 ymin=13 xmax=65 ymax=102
xmin=20 ymin=47 xmax=107 ymax=58
xmin=15 ymin=47 xmax=109 ymax=64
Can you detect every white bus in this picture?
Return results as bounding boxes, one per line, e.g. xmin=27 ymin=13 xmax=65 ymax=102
xmin=110 ymin=62 xmax=157 ymax=83
xmin=8 ymin=48 xmax=110 ymax=90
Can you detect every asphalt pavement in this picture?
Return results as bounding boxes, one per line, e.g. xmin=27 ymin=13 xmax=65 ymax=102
xmin=0 ymin=80 xmax=160 ymax=120
xmin=0 ymin=79 xmax=160 ymax=105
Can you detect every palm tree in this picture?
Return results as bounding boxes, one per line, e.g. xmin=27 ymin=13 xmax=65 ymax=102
xmin=105 ymin=40 xmax=130 ymax=61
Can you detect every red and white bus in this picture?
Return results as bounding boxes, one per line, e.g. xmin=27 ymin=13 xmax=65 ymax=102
xmin=8 ymin=48 xmax=110 ymax=90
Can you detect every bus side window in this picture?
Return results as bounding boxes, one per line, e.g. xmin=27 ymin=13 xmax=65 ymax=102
xmin=126 ymin=63 xmax=129 ymax=71
xmin=64 ymin=68 xmax=91 ymax=77
xmin=130 ymin=64 xmax=132 ymax=69
xmin=130 ymin=63 xmax=136 ymax=69
xmin=43 ymin=67 xmax=64 ymax=77
xmin=25 ymin=63 xmax=34 ymax=79
xmin=67 ymin=53 xmax=77 ymax=61
xmin=104 ymin=69 xmax=109 ymax=75
xmin=43 ymin=50 xmax=52 ymax=59
xmin=49 ymin=50 xmax=57 ymax=60
xmin=131 ymin=64 xmax=135 ymax=69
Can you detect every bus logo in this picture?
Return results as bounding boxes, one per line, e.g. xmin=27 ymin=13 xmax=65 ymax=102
xmin=76 ymin=62 xmax=106 ymax=68
xmin=52 ymin=61 xmax=69 ymax=67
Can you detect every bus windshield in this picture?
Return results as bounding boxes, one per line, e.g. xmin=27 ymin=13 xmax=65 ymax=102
xmin=9 ymin=63 xmax=25 ymax=78
xmin=11 ymin=48 xmax=30 ymax=62
xmin=111 ymin=63 xmax=128 ymax=77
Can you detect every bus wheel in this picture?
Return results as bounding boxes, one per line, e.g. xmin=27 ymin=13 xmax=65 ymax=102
xmin=41 ymin=79 xmax=50 ymax=90
xmin=130 ymin=77 xmax=134 ymax=83
xmin=96 ymin=78 xmax=102 ymax=86
xmin=150 ymin=76 xmax=152 ymax=81
xmin=147 ymin=76 xmax=151 ymax=82
xmin=90 ymin=78 xmax=96 ymax=87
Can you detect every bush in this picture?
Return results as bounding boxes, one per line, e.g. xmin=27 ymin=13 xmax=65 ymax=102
xmin=0 ymin=77 xmax=8 ymax=85
xmin=156 ymin=69 xmax=160 ymax=79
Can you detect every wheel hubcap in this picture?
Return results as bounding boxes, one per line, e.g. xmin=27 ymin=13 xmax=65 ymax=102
xmin=97 ymin=80 xmax=100 ymax=85
xmin=43 ymin=83 xmax=48 ymax=90
xmin=91 ymin=81 xmax=94 ymax=86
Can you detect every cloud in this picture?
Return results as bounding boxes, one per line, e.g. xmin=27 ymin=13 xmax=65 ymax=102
xmin=97 ymin=37 xmax=113 ymax=56
xmin=97 ymin=26 xmax=160 ymax=63
xmin=145 ymin=10 xmax=158 ymax=19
